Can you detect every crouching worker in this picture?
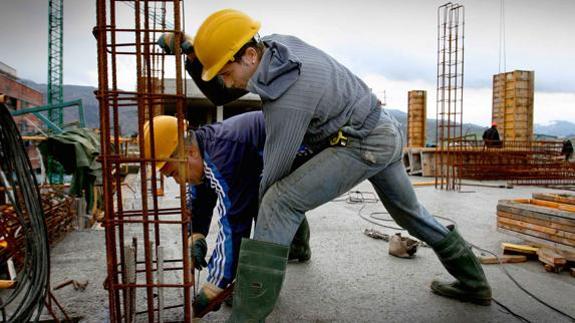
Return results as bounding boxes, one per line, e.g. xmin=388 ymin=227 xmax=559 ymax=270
xmin=190 ymin=9 xmax=492 ymax=322
xmin=142 ymin=112 xmax=311 ymax=317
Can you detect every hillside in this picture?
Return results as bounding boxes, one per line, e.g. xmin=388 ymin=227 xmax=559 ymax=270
xmin=387 ymin=109 xmax=489 ymax=145
xmin=18 ymin=81 xmax=574 ymax=141
xmin=20 ymin=80 xmax=138 ymax=135
xmin=535 ymin=121 xmax=575 ymax=138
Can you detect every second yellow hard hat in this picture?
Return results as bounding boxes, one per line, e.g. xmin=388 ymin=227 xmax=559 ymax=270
xmin=141 ymin=115 xmax=181 ymax=170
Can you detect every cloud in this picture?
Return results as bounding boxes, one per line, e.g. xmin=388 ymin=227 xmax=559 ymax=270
xmin=361 ymin=73 xmax=575 ymax=125
xmin=2 ymin=0 xmax=574 ymax=121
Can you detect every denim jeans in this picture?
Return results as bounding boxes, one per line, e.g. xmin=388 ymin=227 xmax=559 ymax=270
xmin=254 ymin=110 xmax=449 ymax=246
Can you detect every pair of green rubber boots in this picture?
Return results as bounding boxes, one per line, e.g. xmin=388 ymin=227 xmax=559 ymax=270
xmin=227 ymin=224 xmax=491 ymax=322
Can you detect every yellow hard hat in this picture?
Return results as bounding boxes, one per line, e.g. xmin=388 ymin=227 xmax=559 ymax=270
xmin=141 ymin=115 xmax=183 ymax=169
xmin=194 ymin=9 xmax=261 ymax=81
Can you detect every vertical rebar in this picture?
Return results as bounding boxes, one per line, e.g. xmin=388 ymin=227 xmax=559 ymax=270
xmin=96 ymin=0 xmax=122 ymax=320
xmin=172 ymin=2 xmax=193 ymax=319
xmin=436 ymin=2 xmax=465 ymax=191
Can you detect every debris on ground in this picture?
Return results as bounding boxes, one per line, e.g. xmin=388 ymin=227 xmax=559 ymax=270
xmin=54 ymin=279 xmax=89 ymax=291
xmin=478 ymin=255 xmax=527 ymax=264
xmin=388 ymin=233 xmax=419 ymax=258
xmin=495 ymin=192 xmax=575 ymax=276
xmin=485 ymin=241 xmax=575 ymax=277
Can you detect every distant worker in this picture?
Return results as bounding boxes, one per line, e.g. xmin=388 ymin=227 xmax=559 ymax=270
xmin=183 ymin=9 xmax=492 ymax=321
xmin=561 ymin=139 xmax=573 ymax=162
xmin=142 ymin=112 xmax=311 ymax=317
xmin=483 ymin=122 xmax=502 ymax=148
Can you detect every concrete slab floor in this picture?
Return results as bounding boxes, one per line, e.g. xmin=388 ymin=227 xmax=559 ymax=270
xmin=45 ymin=176 xmax=575 ymax=323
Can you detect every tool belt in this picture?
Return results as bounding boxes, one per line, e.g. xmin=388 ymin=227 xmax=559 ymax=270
xmin=311 ymin=129 xmax=349 ymax=152
xmin=329 ymin=129 xmax=349 ymax=147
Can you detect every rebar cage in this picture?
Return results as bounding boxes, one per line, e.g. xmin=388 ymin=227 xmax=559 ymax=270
xmin=95 ymin=0 xmax=193 ymax=321
xmin=435 ymin=2 xmax=465 ymax=190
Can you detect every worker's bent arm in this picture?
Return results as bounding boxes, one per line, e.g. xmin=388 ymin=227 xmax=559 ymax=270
xmin=187 ymin=183 xmax=217 ymax=237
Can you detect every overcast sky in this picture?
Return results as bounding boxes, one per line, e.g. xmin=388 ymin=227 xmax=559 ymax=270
xmin=0 ymin=0 xmax=574 ymax=125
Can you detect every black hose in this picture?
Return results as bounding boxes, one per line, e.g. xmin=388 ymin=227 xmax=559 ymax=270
xmin=0 ymin=103 xmax=50 ymax=322
xmin=334 ymin=189 xmax=575 ymax=322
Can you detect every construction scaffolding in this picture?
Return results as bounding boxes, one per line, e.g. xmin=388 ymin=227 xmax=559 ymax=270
xmin=95 ymin=0 xmax=192 ymax=322
xmin=435 ymin=2 xmax=465 ymax=190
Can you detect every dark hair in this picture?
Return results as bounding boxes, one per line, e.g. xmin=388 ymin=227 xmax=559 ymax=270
xmin=232 ymin=35 xmax=264 ymax=62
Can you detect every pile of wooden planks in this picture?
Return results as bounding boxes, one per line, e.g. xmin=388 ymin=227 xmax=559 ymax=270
xmin=497 ymin=193 xmax=575 ymax=253
xmin=480 ymin=242 xmax=575 ymax=276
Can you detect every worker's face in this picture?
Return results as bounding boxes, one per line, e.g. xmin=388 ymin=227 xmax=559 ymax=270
xmin=217 ymin=47 xmax=259 ymax=89
xmin=159 ymin=144 xmax=203 ymax=185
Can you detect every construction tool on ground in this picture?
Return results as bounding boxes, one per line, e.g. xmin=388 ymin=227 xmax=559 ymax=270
xmin=53 ymin=279 xmax=89 ymax=291
xmin=192 ymin=283 xmax=235 ymax=318
xmin=363 ymin=228 xmax=390 ymax=241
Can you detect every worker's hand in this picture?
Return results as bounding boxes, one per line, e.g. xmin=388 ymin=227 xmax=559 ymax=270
xmin=157 ymin=32 xmax=194 ymax=55
xmin=189 ymin=234 xmax=208 ymax=270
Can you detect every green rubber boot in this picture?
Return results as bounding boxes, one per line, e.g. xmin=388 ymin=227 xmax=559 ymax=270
xmin=289 ymin=217 xmax=311 ymax=262
xmin=227 ymin=239 xmax=289 ymax=323
xmin=431 ymin=225 xmax=492 ymax=306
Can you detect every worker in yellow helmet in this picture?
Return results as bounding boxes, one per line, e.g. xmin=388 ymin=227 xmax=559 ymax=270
xmin=167 ymin=8 xmax=491 ymax=321
xmin=142 ymin=114 xmax=312 ymax=317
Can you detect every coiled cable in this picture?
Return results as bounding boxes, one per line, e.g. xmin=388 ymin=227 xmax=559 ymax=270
xmin=0 ymin=103 xmax=50 ymax=322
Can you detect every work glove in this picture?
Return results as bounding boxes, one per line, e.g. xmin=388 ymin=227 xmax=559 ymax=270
xmin=193 ymin=283 xmax=224 ymax=318
xmin=156 ymin=32 xmax=194 ymax=55
xmin=189 ymin=233 xmax=208 ymax=270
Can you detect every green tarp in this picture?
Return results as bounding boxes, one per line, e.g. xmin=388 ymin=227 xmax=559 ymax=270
xmin=38 ymin=128 xmax=101 ymax=210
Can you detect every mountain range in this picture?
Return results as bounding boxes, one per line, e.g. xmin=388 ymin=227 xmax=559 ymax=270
xmin=20 ymin=80 xmax=575 ymax=141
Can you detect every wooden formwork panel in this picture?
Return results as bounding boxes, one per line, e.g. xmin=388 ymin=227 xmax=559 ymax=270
xmin=407 ymin=90 xmax=426 ymax=148
xmin=532 ymin=193 xmax=575 ymax=206
xmin=491 ymin=70 xmax=534 ymax=141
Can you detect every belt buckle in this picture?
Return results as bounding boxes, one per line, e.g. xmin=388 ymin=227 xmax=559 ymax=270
xmin=330 ymin=130 xmax=348 ymax=147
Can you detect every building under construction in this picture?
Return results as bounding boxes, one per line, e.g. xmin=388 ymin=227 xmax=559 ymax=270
xmin=0 ymin=1 xmax=574 ymax=322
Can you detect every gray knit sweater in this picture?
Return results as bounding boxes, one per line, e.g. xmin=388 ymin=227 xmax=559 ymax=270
xmin=247 ymin=34 xmax=381 ymax=198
